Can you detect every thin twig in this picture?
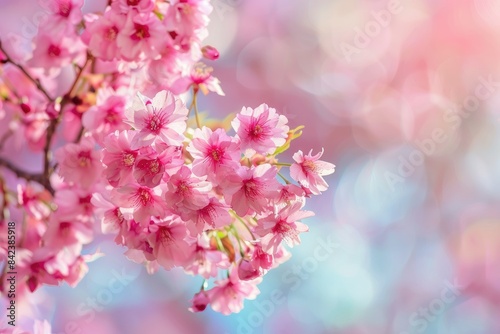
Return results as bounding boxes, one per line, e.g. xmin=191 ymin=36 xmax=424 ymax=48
xmin=42 ymin=54 xmax=92 ymax=180
xmin=0 ymin=157 xmax=54 ymax=194
xmin=0 ymin=41 xmax=53 ymax=101
xmin=192 ymin=88 xmax=201 ymax=128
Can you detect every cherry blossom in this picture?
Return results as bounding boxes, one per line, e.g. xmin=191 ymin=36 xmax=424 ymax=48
xmin=223 ymin=164 xmax=281 ymax=216
xmin=187 ymin=127 xmax=240 ymax=183
xmin=82 ymin=11 xmax=127 ymax=61
xmin=254 ymin=201 xmax=314 ymax=253
xmin=206 ymin=267 xmax=261 ymax=315
xmin=54 ymin=138 xmax=103 ymax=190
xmin=290 ymin=148 xmax=336 ymax=195
xmin=232 ymin=103 xmax=289 ymax=156
xmin=125 ymin=90 xmax=188 ymax=148
xmin=0 ymin=0 xmax=334 ymax=321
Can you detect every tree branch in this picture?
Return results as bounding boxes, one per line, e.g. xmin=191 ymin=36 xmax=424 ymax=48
xmin=0 ymin=41 xmax=53 ymax=102
xmin=0 ymin=157 xmax=54 ymax=195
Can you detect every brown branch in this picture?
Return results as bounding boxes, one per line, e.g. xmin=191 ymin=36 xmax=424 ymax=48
xmin=0 ymin=41 xmax=53 ymax=102
xmin=0 ymin=157 xmax=54 ymax=195
xmin=42 ymin=54 xmax=92 ymax=180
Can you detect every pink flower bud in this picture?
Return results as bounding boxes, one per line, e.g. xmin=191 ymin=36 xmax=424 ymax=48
xmin=20 ymin=103 xmax=31 ymax=114
xmin=238 ymin=259 xmax=262 ymax=281
xmin=189 ymin=290 xmax=210 ymax=312
xmin=202 ymin=45 xmax=219 ymax=60
xmin=45 ymin=102 xmax=60 ymax=119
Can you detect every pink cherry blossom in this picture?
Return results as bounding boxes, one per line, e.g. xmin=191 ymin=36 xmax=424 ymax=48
xmin=28 ymin=32 xmax=84 ymax=74
xmin=133 ymin=149 xmax=167 ymax=188
xmin=112 ymin=183 xmax=166 ymax=224
xmin=147 ymin=217 xmax=195 ymax=270
xmin=237 ymin=259 xmax=262 ymax=281
xmin=102 ymin=130 xmax=139 ymax=187
xmin=237 ymin=243 xmax=274 ymax=280
xmin=112 ymin=0 xmax=155 ymax=14
xmin=254 ymin=201 xmax=313 ymax=253
xmin=43 ymin=0 xmax=84 ymax=32
xmin=125 ymin=90 xmax=188 ymax=148
xmin=82 ymin=88 xmax=129 ymax=144
xmin=187 ymin=127 xmax=240 ymax=183
xmin=276 ymin=183 xmax=306 ymax=204
xmin=0 ymin=0 xmax=333 ymax=318
xmin=189 ymin=290 xmax=211 ymax=313
xmin=251 ymin=243 xmax=274 ymax=270
xmin=290 ymin=148 xmax=336 ymax=195
xmin=164 ymin=0 xmax=212 ymax=43
xmin=82 ymin=11 xmax=127 ymax=61
xmin=184 ymin=235 xmax=231 ymax=278
xmin=232 ymin=104 xmax=289 ymax=156
xmin=91 ymin=189 xmax=125 ymax=234
xmin=223 ymin=164 xmax=281 ymax=217
xmin=54 ymin=138 xmax=103 ymax=190
xmin=171 ymin=63 xmax=224 ymax=96
xmin=43 ymin=216 xmax=93 ymax=248
xmin=186 ymin=197 xmax=232 ymax=236
xmin=207 ymin=267 xmax=261 ymax=315
xmin=147 ymin=46 xmax=185 ymax=88
xmin=116 ymin=12 xmax=165 ymax=61
xmin=163 ymin=165 xmax=212 ymax=212
xmin=26 ymin=244 xmax=87 ymax=291
xmin=54 ymin=187 xmax=95 ymax=221
xmin=17 ymin=184 xmax=52 ymax=220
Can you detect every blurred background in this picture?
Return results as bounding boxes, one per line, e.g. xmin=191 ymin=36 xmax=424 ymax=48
xmin=2 ymin=0 xmax=500 ymax=333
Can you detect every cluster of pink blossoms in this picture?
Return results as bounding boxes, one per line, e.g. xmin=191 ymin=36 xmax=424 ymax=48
xmin=0 ymin=0 xmax=334 ymax=326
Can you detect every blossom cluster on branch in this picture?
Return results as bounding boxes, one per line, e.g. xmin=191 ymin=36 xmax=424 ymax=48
xmin=0 ymin=0 xmax=334 ymax=327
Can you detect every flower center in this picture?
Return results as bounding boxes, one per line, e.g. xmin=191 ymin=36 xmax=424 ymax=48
xmin=59 ymin=2 xmax=71 ymax=17
xmin=132 ymin=24 xmax=150 ymax=40
xmin=106 ymin=27 xmax=118 ymax=41
xmin=48 ymin=45 xmax=61 ymax=57
xmin=137 ymin=188 xmax=152 ymax=206
xmin=127 ymin=0 xmax=140 ymax=5
xmin=273 ymin=220 xmax=291 ymax=235
xmin=122 ymin=152 xmax=136 ymax=167
xmin=302 ymin=160 xmax=316 ymax=173
xmin=210 ymin=148 xmax=223 ymax=162
xmin=150 ymin=160 xmax=160 ymax=174
xmin=158 ymin=226 xmax=174 ymax=246
xmin=105 ymin=109 xmax=120 ymax=124
xmin=78 ymin=151 xmax=92 ymax=167
xmin=249 ymin=124 xmax=265 ymax=139
xmin=146 ymin=113 xmax=164 ymax=133
xmin=59 ymin=222 xmax=71 ymax=237
xmin=191 ymin=63 xmax=212 ymax=83
xmin=243 ymin=179 xmax=260 ymax=198
xmin=178 ymin=181 xmax=189 ymax=194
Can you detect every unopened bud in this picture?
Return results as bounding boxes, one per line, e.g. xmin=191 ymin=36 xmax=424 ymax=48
xmin=20 ymin=103 xmax=31 ymax=114
xmin=202 ymin=45 xmax=219 ymax=60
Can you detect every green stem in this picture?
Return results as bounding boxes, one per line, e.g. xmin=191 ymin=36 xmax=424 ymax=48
xmin=192 ymin=88 xmax=201 ymax=128
xmin=277 ymin=172 xmax=291 ymax=184
xmin=230 ymin=225 xmax=246 ymax=257
xmin=230 ymin=211 xmax=256 ymax=240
